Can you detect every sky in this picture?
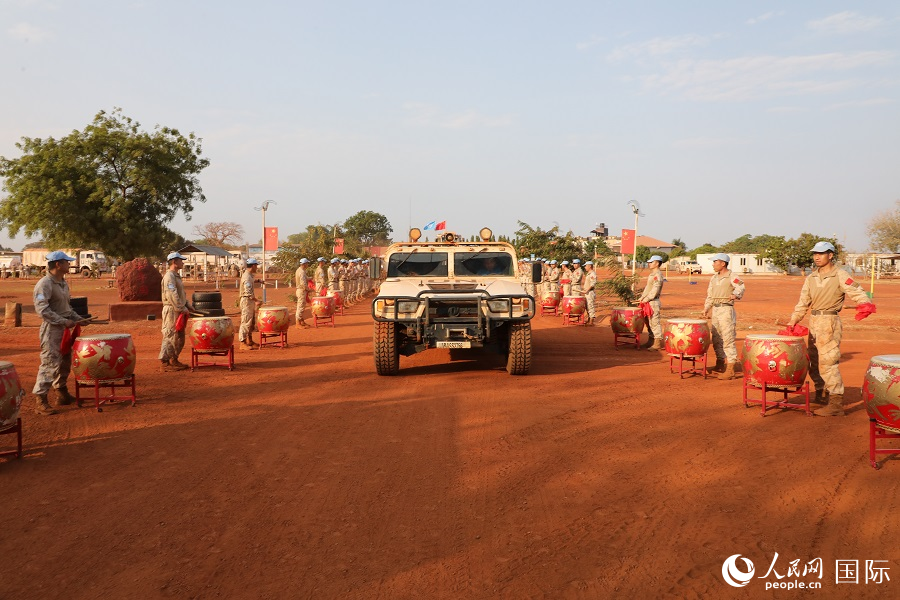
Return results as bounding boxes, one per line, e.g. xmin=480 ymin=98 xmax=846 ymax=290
xmin=1 ymin=0 xmax=898 ymax=253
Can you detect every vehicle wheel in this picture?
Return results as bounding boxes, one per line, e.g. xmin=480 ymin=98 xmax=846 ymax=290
xmin=374 ymin=322 xmax=399 ymax=375
xmin=193 ymin=301 xmax=223 ymax=310
xmin=70 ymin=296 xmax=89 ymax=308
xmin=199 ymin=308 xmax=226 ymax=316
xmin=506 ymin=322 xmax=532 ymax=375
xmin=81 ymin=269 xmax=91 ymax=278
xmin=192 ymin=292 xmax=222 ymax=303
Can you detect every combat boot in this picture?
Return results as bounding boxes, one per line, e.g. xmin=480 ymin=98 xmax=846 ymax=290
xmin=298 ymin=319 xmax=311 ymax=328
xmin=34 ymin=394 xmax=57 ymax=416
xmin=240 ymin=341 xmax=257 ymax=351
xmin=168 ymin=359 xmax=189 ymax=371
xmin=718 ymin=362 xmax=737 ymax=381
xmin=813 ymin=393 xmax=845 ymax=417
xmin=649 ymin=339 xmax=663 ymax=351
xmin=812 ymin=389 xmax=829 ymax=406
xmin=708 ymin=359 xmax=726 ymax=374
xmin=54 ymin=387 xmax=76 ymax=406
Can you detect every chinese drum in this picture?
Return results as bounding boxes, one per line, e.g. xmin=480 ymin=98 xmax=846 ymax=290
xmin=72 ymin=334 xmax=136 ymax=381
xmin=862 ymin=355 xmax=900 ymax=431
xmin=742 ymin=334 xmax=808 ymax=389
xmin=611 ymin=307 xmax=645 ymax=335
xmin=189 ymin=317 xmax=235 ymax=351
xmin=257 ymin=306 xmax=289 ymax=333
xmin=0 ymin=361 xmax=25 ymax=427
xmin=561 ymin=296 xmax=586 ymax=316
xmin=328 ymin=290 xmax=344 ymax=309
xmin=541 ymin=290 xmax=561 ymax=309
xmin=311 ymin=296 xmax=335 ymax=318
xmin=664 ymin=319 xmax=710 ymax=356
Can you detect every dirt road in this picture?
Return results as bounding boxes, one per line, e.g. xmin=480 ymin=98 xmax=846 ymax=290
xmin=2 ymin=273 xmax=899 ymax=598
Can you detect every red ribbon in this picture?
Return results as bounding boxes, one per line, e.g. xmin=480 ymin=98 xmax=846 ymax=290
xmin=855 ymin=303 xmax=877 ymax=321
xmin=175 ymin=312 xmax=188 ymax=332
xmin=60 ymin=324 xmax=82 ymax=353
xmin=639 ymin=302 xmax=654 ymax=318
xmin=777 ymin=324 xmax=809 ymax=337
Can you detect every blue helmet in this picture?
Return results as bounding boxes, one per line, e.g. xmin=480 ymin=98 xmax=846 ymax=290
xmin=648 ymin=255 xmax=663 ymax=263
xmin=711 ymin=253 xmax=730 ymax=263
xmin=47 ymin=250 xmax=76 ymax=262
xmin=246 ymin=258 xmax=259 ymax=266
xmin=810 ymin=241 xmax=836 ymax=253
xmin=299 ymin=258 xmax=309 ymax=264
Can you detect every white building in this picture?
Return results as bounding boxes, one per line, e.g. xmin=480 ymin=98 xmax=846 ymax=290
xmin=696 ymin=253 xmax=783 ymax=275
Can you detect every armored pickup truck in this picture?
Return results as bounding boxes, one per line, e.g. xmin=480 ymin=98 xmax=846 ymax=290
xmin=371 ymin=227 xmax=538 ymax=376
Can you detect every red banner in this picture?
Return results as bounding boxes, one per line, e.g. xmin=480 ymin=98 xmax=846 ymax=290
xmin=333 ymin=238 xmax=344 ymax=254
xmin=621 ymin=229 xmax=635 ymax=255
xmin=264 ymin=227 xmax=279 ymax=251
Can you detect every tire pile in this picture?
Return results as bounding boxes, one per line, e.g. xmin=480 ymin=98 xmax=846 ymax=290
xmin=192 ymin=291 xmax=225 ymax=316
xmin=70 ymin=296 xmax=91 ymax=320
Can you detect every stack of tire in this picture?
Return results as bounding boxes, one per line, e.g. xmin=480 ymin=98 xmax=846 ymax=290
xmin=192 ymin=291 xmax=225 ymax=316
xmin=70 ymin=296 xmax=90 ymax=320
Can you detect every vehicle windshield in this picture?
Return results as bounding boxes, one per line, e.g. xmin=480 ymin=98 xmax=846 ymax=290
xmin=454 ymin=252 xmax=514 ymax=277
xmin=387 ymin=252 xmax=449 ymax=277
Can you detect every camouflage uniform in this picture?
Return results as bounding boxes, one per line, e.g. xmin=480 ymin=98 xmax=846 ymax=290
xmin=570 ymin=265 xmax=585 ymax=296
xmin=582 ymin=267 xmax=597 ymax=321
xmin=32 ymin=275 xmax=80 ymax=396
xmin=295 ymin=264 xmax=309 ymax=324
xmin=327 ymin=262 xmax=337 ymax=293
xmin=546 ymin=264 xmax=560 ymax=294
xmin=239 ymin=268 xmax=258 ymax=344
xmin=158 ymin=269 xmax=190 ymax=363
xmin=338 ymin=262 xmax=348 ymax=298
xmin=789 ymin=266 xmax=871 ymax=396
xmin=703 ymin=269 xmax=745 ymax=363
xmin=560 ymin=266 xmax=572 ymax=296
xmin=638 ymin=268 xmax=664 ymax=339
xmin=314 ymin=263 xmax=327 ymax=296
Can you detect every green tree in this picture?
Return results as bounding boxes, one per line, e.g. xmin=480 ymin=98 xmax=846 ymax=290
xmin=867 ymin=200 xmax=900 ymax=252
xmin=343 ymin=210 xmax=392 ymax=246
xmin=689 ymin=243 xmax=719 ymax=260
xmin=721 ymin=234 xmax=784 ymax=255
xmin=763 ymin=233 xmax=840 ymax=272
xmin=0 ymin=108 xmax=208 ymax=260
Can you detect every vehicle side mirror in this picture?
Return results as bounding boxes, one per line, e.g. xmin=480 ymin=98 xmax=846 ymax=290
xmin=369 ymin=257 xmax=383 ymax=279
xmin=531 ymin=262 xmax=542 ymax=283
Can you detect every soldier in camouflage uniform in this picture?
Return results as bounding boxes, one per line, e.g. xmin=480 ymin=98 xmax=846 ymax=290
xmin=239 ymin=258 xmax=263 ymax=350
xmin=314 ymin=257 xmax=327 ymax=297
xmin=582 ymin=261 xmax=597 ymax=326
xmin=295 ymin=257 xmax=310 ymax=328
xmin=159 ymin=251 xmax=193 ymax=371
xmin=327 ymin=258 xmax=338 ymax=294
xmin=639 ymin=255 xmax=665 ymax=350
xmin=787 ymin=241 xmax=876 ymax=416
xmin=570 ymin=259 xmax=585 ymax=296
xmin=702 ymin=253 xmax=745 ymax=379
xmin=31 ymin=251 xmax=82 ymax=415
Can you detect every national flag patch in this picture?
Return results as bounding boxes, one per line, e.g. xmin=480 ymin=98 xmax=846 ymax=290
xmin=845 ymin=278 xmax=854 ymax=285
xmin=733 ymin=278 xmax=742 ymax=285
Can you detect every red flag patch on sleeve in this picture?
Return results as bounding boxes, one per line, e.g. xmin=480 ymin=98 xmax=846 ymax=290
xmin=733 ymin=278 xmax=742 ymax=284
xmin=845 ymin=278 xmax=854 ymax=285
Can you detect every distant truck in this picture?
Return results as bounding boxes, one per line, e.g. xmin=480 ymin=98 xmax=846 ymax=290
xmin=0 ymin=254 xmax=23 ymax=276
xmin=672 ymin=259 xmax=702 ymax=274
xmin=22 ymin=248 xmax=110 ymax=277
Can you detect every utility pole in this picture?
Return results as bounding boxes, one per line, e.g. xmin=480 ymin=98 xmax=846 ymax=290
xmin=627 ymin=200 xmax=644 ymax=277
xmin=254 ymin=200 xmax=276 ymax=303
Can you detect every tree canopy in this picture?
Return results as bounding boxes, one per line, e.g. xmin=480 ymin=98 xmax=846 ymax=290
xmin=0 ymin=108 xmax=209 ymax=260
xmin=867 ymin=200 xmax=900 ymax=252
xmin=343 ymin=210 xmax=392 ymax=246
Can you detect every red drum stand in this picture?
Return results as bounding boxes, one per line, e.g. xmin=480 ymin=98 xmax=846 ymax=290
xmin=191 ymin=346 xmax=235 ymax=371
xmin=75 ymin=375 xmax=137 ymax=412
xmin=742 ymin=376 xmax=811 ymax=416
xmin=614 ymin=331 xmax=641 ymax=350
xmin=869 ymin=420 xmax=900 ymax=469
xmin=260 ymin=330 xmax=288 ymax=349
xmin=668 ymin=352 xmax=708 ymax=378
xmin=0 ymin=419 xmax=22 ymax=459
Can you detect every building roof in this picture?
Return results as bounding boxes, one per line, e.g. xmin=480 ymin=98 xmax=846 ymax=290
xmin=177 ymin=244 xmax=234 ymax=258
xmin=606 ymin=235 xmax=676 ymax=250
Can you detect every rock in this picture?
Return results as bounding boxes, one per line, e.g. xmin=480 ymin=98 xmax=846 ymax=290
xmin=117 ymin=258 xmax=163 ymax=301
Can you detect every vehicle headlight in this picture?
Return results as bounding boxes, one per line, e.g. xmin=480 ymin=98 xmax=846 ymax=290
xmin=487 ymin=299 xmax=510 ymax=312
xmin=398 ymin=301 xmax=419 ymax=313
xmin=384 ymin=299 xmax=395 ymax=306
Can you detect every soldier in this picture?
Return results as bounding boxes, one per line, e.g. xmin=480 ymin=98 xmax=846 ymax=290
xmin=639 ymin=255 xmax=665 ymax=350
xmin=582 ymin=261 xmax=597 ymax=326
xmin=327 ymin=258 xmax=338 ymax=294
xmin=702 ymin=253 xmax=745 ymax=379
xmin=239 ymin=258 xmax=263 ymax=350
xmin=158 ymin=251 xmax=193 ymax=371
xmin=338 ymin=259 xmax=348 ymax=302
xmin=786 ymin=241 xmax=876 ymax=416
xmin=560 ymin=261 xmax=572 ymax=296
xmin=314 ymin=257 xmax=327 ymax=296
xmin=295 ymin=257 xmax=310 ymax=328
xmin=570 ymin=258 xmax=585 ymax=296
xmin=31 ymin=250 xmax=82 ymax=415
xmin=547 ymin=260 xmax=560 ymax=294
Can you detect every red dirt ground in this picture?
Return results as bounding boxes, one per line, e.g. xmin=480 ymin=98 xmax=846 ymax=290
xmin=1 ymin=271 xmax=899 ymax=599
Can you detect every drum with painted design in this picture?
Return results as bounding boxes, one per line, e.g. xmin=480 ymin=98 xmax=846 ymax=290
xmin=0 ymin=361 xmax=25 ymax=427
xmin=862 ymin=355 xmax=900 ymax=431
xmin=327 ymin=290 xmax=344 ymax=310
xmin=561 ymin=296 xmax=586 ymax=316
xmin=311 ymin=296 xmax=335 ymax=317
xmin=189 ymin=317 xmax=235 ymax=351
xmin=257 ymin=306 xmax=289 ymax=333
xmin=541 ymin=290 xmax=561 ymax=309
xmin=72 ymin=334 xmax=136 ymax=381
xmin=664 ymin=319 xmax=710 ymax=357
xmin=611 ymin=307 xmax=645 ymax=336
xmin=742 ymin=334 xmax=808 ymax=389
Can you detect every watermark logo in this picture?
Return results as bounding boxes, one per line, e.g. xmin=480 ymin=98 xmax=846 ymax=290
xmin=722 ymin=554 xmax=755 ymax=587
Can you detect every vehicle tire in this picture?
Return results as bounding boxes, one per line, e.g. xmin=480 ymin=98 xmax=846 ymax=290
xmin=193 ymin=301 xmax=222 ymax=310
xmin=198 ymin=308 xmax=226 ymax=317
xmin=192 ymin=292 xmax=222 ymax=303
xmin=70 ymin=296 xmax=89 ymax=308
xmin=374 ymin=322 xmax=399 ymax=375
xmin=506 ymin=322 xmax=532 ymax=375
xmin=81 ymin=268 xmax=91 ymax=278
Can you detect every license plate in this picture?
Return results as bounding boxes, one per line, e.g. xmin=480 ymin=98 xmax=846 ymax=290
xmin=436 ymin=341 xmax=471 ymax=349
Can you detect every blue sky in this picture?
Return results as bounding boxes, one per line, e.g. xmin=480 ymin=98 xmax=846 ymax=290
xmin=1 ymin=1 xmax=898 ymax=253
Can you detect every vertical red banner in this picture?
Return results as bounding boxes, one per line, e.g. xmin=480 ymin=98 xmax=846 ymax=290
xmin=621 ymin=229 xmax=635 ymax=255
xmin=333 ymin=238 xmax=345 ymax=254
xmin=264 ymin=227 xmax=279 ymax=251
